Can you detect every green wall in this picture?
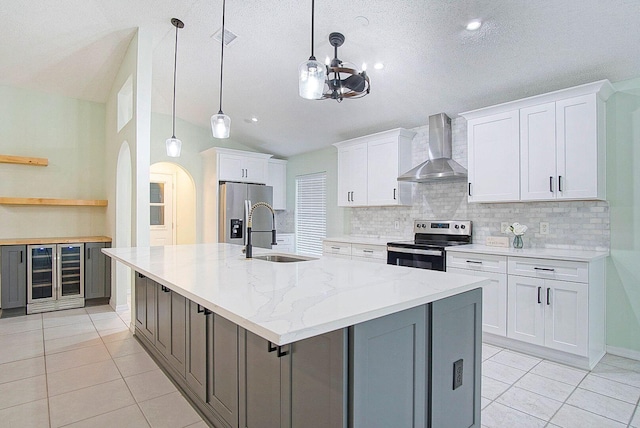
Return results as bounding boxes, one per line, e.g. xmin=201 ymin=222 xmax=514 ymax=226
xmin=286 ymin=146 xmax=349 ymax=238
xmin=0 ymin=85 xmax=107 ymax=239
xmin=606 ymin=77 xmax=640 ymax=354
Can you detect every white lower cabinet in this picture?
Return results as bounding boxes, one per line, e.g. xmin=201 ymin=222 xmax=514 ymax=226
xmin=274 ymin=233 xmax=294 ymax=253
xmin=446 ymin=252 xmax=507 ymax=337
xmin=447 ymin=249 xmax=605 ymax=369
xmin=508 ymin=274 xmax=588 ymax=356
xmin=323 ymin=240 xmax=387 ymax=264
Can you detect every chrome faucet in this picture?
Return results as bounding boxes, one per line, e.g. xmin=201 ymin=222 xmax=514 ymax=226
xmin=245 ymin=202 xmax=277 ymax=258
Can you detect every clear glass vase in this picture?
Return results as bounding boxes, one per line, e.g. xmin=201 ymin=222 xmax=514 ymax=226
xmin=513 ymin=235 xmax=524 ymax=249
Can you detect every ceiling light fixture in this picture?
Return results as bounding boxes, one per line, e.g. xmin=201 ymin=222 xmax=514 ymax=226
xmin=322 ymin=32 xmax=371 ymax=102
xmin=166 ymin=18 xmax=184 ymax=158
xmin=466 ymin=19 xmax=482 ymax=31
xmin=298 ymin=0 xmax=327 ymax=100
xmin=374 ymin=62 xmax=384 ymax=70
xmin=211 ymin=0 xmax=231 ymax=139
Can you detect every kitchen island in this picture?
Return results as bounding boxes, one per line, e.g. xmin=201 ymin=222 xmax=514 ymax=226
xmin=104 ymin=243 xmax=487 ymax=428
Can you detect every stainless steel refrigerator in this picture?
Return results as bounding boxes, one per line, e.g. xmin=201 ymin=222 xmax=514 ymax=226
xmin=219 ymin=182 xmax=274 ymax=249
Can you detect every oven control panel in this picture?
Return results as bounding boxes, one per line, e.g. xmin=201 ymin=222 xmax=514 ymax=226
xmin=413 ymin=220 xmax=472 ymax=236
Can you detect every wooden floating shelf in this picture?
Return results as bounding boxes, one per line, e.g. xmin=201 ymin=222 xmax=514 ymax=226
xmin=0 ymin=197 xmax=108 ymax=207
xmin=0 ymin=154 xmax=48 ymax=166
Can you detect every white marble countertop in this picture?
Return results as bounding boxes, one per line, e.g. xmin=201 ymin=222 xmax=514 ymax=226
xmin=445 ymin=244 xmax=609 ymax=262
xmin=323 ymin=236 xmax=405 ymax=246
xmin=104 ymin=243 xmax=487 ymax=345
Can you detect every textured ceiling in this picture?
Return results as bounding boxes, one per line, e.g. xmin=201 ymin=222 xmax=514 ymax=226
xmin=2 ymin=0 xmax=639 ymax=157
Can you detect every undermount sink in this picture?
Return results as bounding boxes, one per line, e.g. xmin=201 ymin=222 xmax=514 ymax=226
xmin=252 ymin=253 xmax=317 ymax=263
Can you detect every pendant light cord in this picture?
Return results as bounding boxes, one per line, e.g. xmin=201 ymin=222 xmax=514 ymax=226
xmin=218 ymin=0 xmax=226 ymax=114
xmin=310 ymin=0 xmax=316 ymax=60
xmin=172 ymin=23 xmax=179 ymax=138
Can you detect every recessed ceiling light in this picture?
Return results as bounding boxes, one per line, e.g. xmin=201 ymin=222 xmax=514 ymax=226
xmin=251 ymin=116 xmax=258 ymax=122
xmin=374 ymin=62 xmax=384 ymax=70
xmin=466 ymin=19 xmax=482 ymax=31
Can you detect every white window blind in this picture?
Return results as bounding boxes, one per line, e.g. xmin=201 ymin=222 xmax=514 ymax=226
xmin=295 ymin=172 xmax=327 ymax=256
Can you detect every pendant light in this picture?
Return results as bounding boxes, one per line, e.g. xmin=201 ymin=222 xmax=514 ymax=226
xmin=298 ymin=0 xmax=326 ymax=100
xmin=211 ymin=0 xmax=231 ymax=139
xmin=166 ymin=18 xmax=184 ymax=157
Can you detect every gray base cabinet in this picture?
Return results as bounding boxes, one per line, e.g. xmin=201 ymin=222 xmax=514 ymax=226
xmin=1 ymin=245 xmax=27 ymax=309
xmin=84 ymin=242 xmax=111 ymax=299
xmin=132 ymin=270 xmax=481 ymax=428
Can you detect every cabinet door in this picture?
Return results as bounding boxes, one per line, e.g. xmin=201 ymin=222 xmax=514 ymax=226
xmin=520 ymin=102 xmax=557 ymax=201
xmin=155 ymin=285 xmax=172 ymax=357
xmin=556 ymin=94 xmax=599 ymax=200
xmin=218 ymin=153 xmax=245 ymax=182
xmin=544 ymin=280 xmax=588 ymax=356
xmin=351 ymin=305 xmax=426 ymax=428
xmin=139 ymin=278 xmax=157 ymax=344
xmin=84 ymin=243 xmax=106 ymax=299
xmin=367 ymin=137 xmax=400 ymax=206
xmin=337 ymin=143 xmax=367 ymax=206
xmin=448 ymin=268 xmax=507 ymax=337
xmin=244 ymin=157 xmax=268 ymax=184
xmin=430 ymin=288 xmax=482 ymax=428
xmin=186 ymin=300 xmax=208 ymax=402
xmin=1 ymin=245 xmax=27 ymax=309
xmin=267 ymin=160 xmax=287 ymax=210
xmin=290 ymin=329 xmax=346 ymax=428
xmin=208 ymin=313 xmax=239 ymax=428
xmin=169 ymin=292 xmax=187 ymax=377
xmin=134 ymin=273 xmax=147 ymax=333
xmin=240 ymin=330 xmax=285 ymax=428
xmin=467 ymin=111 xmax=520 ymax=202
xmin=507 ymin=275 xmax=544 ymax=346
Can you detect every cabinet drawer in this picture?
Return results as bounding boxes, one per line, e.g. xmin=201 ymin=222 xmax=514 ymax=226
xmin=275 ymin=234 xmax=294 ymax=247
xmin=446 ymin=252 xmax=507 ymax=274
xmin=508 ymin=257 xmax=588 ymax=283
xmin=323 ymin=242 xmax=351 ymax=257
xmin=351 ymin=244 xmax=386 ymax=260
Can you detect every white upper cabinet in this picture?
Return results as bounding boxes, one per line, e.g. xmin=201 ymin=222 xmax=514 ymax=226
xmin=466 ymin=111 xmax=520 ymax=202
xmin=462 ymin=80 xmax=613 ymax=203
xmin=216 ymin=149 xmax=271 ymax=184
xmin=267 ymin=159 xmax=287 ymax=210
xmin=334 ymin=128 xmax=415 ymax=207
xmin=337 ymin=142 xmax=368 ymax=206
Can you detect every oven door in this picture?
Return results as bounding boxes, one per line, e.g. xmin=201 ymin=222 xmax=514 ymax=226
xmin=387 ymin=246 xmax=445 ymax=271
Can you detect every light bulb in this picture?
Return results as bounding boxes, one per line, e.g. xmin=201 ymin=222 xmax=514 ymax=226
xmin=466 ymin=19 xmax=482 ymax=31
xmin=211 ymin=113 xmax=231 ymax=139
xmin=165 ymin=137 xmax=182 ymax=157
xmin=298 ymin=59 xmax=327 ymax=100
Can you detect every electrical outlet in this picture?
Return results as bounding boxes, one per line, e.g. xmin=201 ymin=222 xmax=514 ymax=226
xmin=394 ymin=220 xmax=400 ymax=230
xmin=540 ymin=222 xmax=549 ymax=235
xmin=501 ymin=222 xmax=509 ymax=233
xmin=453 ymin=359 xmax=463 ymax=390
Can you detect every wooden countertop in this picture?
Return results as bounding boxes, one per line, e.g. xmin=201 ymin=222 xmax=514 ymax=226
xmin=0 ymin=236 xmax=112 ymax=245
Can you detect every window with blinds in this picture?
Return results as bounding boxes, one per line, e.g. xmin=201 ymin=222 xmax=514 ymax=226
xmin=295 ymin=172 xmax=327 ymax=256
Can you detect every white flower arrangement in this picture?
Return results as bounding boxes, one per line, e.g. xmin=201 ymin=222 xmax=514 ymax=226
xmin=506 ymin=222 xmax=528 ymax=236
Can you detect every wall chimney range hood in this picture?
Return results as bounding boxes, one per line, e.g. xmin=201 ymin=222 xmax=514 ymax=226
xmin=397 ymin=113 xmax=467 ymax=182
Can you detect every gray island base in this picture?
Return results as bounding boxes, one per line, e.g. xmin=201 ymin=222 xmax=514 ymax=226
xmin=134 ymin=272 xmax=481 ymax=428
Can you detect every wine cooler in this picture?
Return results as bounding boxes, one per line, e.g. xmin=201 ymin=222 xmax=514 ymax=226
xmin=27 ymin=244 xmax=85 ymax=314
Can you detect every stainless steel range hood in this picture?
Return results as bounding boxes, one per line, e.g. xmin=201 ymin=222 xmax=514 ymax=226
xmin=397 ymin=113 xmax=467 ymax=182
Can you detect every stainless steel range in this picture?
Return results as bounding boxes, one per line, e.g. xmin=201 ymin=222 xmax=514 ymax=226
xmin=387 ymin=220 xmax=472 ymax=271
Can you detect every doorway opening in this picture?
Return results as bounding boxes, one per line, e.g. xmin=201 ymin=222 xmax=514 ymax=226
xmin=149 ymin=162 xmax=196 ymax=245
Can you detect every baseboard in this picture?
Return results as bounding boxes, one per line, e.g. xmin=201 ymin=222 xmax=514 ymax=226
xmin=606 ymin=345 xmax=640 ymax=362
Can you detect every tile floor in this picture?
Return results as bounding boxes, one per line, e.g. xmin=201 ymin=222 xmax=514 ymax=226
xmin=0 ymin=305 xmax=205 ymax=428
xmin=1 ymin=306 xmax=639 ymax=428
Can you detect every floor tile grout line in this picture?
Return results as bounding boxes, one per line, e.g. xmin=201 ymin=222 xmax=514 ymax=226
xmin=41 ymin=313 xmax=53 ymax=428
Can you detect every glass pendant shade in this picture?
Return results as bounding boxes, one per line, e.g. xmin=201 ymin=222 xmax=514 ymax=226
xmin=211 ymin=113 xmax=231 ymax=139
xmin=165 ymin=137 xmax=182 ymax=157
xmin=299 ymin=58 xmax=326 ymax=99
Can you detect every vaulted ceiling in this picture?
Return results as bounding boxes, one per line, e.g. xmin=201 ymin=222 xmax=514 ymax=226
xmin=2 ymin=0 xmax=639 ymax=156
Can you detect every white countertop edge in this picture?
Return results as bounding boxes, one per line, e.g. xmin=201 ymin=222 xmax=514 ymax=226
xmin=445 ymin=244 xmax=609 ymax=262
xmin=105 ymin=249 xmax=487 ymax=345
xmin=323 ymin=236 xmax=404 ymax=246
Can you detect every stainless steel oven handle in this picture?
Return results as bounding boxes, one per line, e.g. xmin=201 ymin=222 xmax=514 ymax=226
xmin=387 ymin=246 xmax=443 ymax=256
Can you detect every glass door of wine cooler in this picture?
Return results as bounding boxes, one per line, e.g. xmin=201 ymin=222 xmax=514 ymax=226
xmin=27 ymin=245 xmax=56 ymax=303
xmin=57 ymin=244 xmax=84 ymax=299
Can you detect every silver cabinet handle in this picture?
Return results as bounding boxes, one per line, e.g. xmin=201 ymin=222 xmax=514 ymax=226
xmin=363 ymin=249 xmax=374 ymax=253
xmin=558 ymin=175 xmax=563 ymax=192
xmin=547 ymin=288 xmax=551 ymax=305
xmin=549 ymin=176 xmax=553 ymax=193
xmin=537 ymin=286 xmax=542 ymax=304
xmin=331 ymin=246 xmax=340 ymax=250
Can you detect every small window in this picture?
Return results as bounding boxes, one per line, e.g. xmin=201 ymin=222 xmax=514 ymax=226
xmin=295 ymin=172 xmax=327 ymax=256
xmin=150 ymin=182 xmax=165 ymax=226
